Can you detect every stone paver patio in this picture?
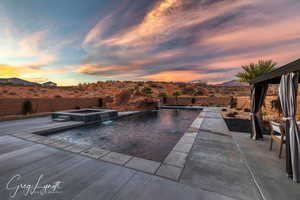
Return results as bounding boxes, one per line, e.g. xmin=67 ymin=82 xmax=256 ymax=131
xmin=0 ymin=107 xmax=299 ymax=200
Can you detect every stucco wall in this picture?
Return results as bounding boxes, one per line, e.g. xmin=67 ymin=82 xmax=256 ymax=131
xmin=0 ymin=98 xmax=102 ymax=116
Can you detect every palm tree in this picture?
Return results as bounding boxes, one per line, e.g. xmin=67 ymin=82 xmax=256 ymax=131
xmin=173 ymin=91 xmax=181 ymax=105
xmin=236 ymin=60 xmax=277 ymax=83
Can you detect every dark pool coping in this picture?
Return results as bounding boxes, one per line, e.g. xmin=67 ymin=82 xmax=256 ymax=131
xmin=12 ymin=109 xmax=204 ymax=181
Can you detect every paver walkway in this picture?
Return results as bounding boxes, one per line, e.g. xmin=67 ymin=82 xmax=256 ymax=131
xmin=232 ymin=132 xmax=300 ymax=200
xmin=180 ymin=107 xmax=299 ymax=200
xmin=180 ymin=108 xmax=262 ymax=200
xmin=0 ymin=107 xmax=298 ymax=200
xmin=0 ymin=135 xmax=235 ymax=200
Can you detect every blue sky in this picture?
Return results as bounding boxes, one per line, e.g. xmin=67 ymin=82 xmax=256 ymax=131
xmin=1 ymin=0 xmax=300 ymax=85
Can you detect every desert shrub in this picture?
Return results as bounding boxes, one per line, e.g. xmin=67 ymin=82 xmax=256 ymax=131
xmin=75 ymin=106 xmax=80 ymax=109
xmin=173 ymin=91 xmax=181 ymax=97
xmin=98 ymin=98 xmax=103 ymax=107
xmin=229 ymin=97 xmax=237 ymax=108
xmin=162 ymin=97 xmax=167 ymax=104
xmin=191 ymin=97 xmax=196 ymax=104
xmin=128 ymin=88 xmax=135 ymax=93
xmin=115 ymin=89 xmax=132 ymax=105
xmin=104 ymin=96 xmax=113 ymax=103
xmin=244 ymin=108 xmax=251 ymax=112
xmin=182 ymin=87 xmax=195 ymax=95
xmin=149 ymin=83 xmax=163 ymax=88
xmin=194 ymin=88 xmax=209 ymax=96
xmin=178 ymin=83 xmax=187 ymax=88
xmin=8 ymin=92 xmax=17 ymax=95
xmin=54 ymin=95 xmax=62 ymax=98
xmin=3 ymin=90 xmax=7 ymax=93
xmin=226 ymin=112 xmax=238 ymax=117
xmin=158 ymin=92 xmax=167 ymax=98
xmin=22 ymin=100 xmax=33 ymax=115
xmin=221 ymin=108 xmax=227 ymax=112
xmin=149 ymin=83 xmax=158 ymax=88
xmin=142 ymin=87 xmax=152 ymax=95
xmin=195 ymin=81 xmax=207 ymax=87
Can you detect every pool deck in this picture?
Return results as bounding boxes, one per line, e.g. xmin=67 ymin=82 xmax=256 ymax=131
xmin=0 ymin=107 xmax=299 ymax=200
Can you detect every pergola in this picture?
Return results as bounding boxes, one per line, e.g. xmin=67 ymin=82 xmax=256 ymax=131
xmin=249 ymin=58 xmax=300 ymax=183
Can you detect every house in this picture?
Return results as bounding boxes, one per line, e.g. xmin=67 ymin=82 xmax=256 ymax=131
xmin=42 ymin=81 xmax=57 ymax=87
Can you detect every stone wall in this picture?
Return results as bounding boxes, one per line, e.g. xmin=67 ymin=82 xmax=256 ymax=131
xmin=0 ymin=98 xmax=102 ymax=116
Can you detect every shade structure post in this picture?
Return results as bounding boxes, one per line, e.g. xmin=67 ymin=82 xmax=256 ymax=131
xmin=279 ymin=72 xmax=300 ymax=182
xmin=250 ymin=83 xmax=268 ymax=140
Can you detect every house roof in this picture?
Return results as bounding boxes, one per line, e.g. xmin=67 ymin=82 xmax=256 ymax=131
xmin=250 ymin=58 xmax=300 ymax=85
xmin=42 ymin=81 xmax=57 ymax=85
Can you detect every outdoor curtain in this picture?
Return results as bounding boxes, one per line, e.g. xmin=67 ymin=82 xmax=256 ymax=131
xmin=250 ymin=84 xmax=268 ymax=140
xmin=279 ymin=72 xmax=300 ymax=183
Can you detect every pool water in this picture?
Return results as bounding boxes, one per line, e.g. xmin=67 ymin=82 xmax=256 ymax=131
xmin=49 ymin=109 xmax=200 ymax=162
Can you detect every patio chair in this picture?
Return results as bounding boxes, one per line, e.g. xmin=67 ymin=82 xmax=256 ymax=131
xmin=269 ymin=121 xmax=286 ymax=158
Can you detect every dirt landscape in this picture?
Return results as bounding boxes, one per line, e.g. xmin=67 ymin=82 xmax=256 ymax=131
xmin=0 ymin=80 xmax=289 ymax=122
xmin=0 ymin=81 xmax=250 ymax=99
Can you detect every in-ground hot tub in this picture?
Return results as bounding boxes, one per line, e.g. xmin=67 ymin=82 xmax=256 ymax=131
xmin=52 ymin=109 xmax=118 ymax=123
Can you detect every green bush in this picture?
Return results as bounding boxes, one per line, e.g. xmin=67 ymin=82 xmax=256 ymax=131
xmin=22 ymin=100 xmax=33 ymax=115
xmin=244 ymin=108 xmax=251 ymax=112
xmin=158 ymin=92 xmax=167 ymax=98
xmin=182 ymin=87 xmax=195 ymax=95
xmin=98 ymin=98 xmax=103 ymax=107
xmin=191 ymin=97 xmax=196 ymax=104
xmin=226 ymin=112 xmax=238 ymax=118
xmin=229 ymin=97 xmax=237 ymax=108
xmin=142 ymin=87 xmax=152 ymax=95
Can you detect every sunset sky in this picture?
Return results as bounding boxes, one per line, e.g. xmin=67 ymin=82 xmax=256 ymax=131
xmin=0 ymin=0 xmax=300 ymax=85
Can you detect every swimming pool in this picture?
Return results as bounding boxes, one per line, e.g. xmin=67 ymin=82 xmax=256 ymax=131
xmin=49 ymin=109 xmax=200 ymax=162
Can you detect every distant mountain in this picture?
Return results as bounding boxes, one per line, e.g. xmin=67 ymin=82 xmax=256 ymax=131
xmin=0 ymin=78 xmax=40 ymax=86
xmin=215 ymin=80 xmax=249 ymax=87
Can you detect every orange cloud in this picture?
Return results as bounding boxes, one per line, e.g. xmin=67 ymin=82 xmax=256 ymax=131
xmin=90 ymin=0 xmax=257 ymax=48
xmin=82 ymin=15 xmax=114 ymax=46
xmin=76 ymin=64 xmax=117 ymax=74
xmin=200 ymin=15 xmax=300 ymax=51
xmin=0 ymin=29 xmax=57 ymax=65
xmin=205 ymin=41 xmax=300 ymax=71
xmin=142 ymin=70 xmax=233 ymax=82
xmin=0 ymin=63 xmax=74 ymax=83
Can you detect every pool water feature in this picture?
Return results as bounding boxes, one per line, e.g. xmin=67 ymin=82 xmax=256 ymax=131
xmin=49 ymin=109 xmax=200 ymax=162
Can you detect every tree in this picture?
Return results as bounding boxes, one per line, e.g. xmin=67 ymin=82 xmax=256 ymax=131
xmin=142 ymin=87 xmax=152 ymax=95
xmin=182 ymin=87 xmax=195 ymax=95
xmin=158 ymin=92 xmax=167 ymax=98
xmin=22 ymin=100 xmax=33 ymax=115
xmin=235 ymin=60 xmax=277 ymax=83
xmin=173 ymin=91 xmax=181 ymax=105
